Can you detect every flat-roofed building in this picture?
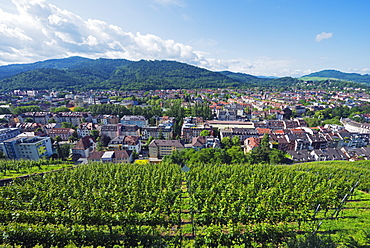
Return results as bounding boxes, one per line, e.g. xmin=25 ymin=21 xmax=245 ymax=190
xmin=0 ymin=135 xmax=53 ymax=160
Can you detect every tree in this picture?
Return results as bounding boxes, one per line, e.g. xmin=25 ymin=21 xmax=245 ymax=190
xmin=96 ymin=142 xmax=105 ymax=151
xmin=231 ymin=136 xmax=240 ymax=146
xmin=58 ymin=144 xmax=71 ymax=159
xmin=24 ymin=117 xmax=34 ymax=123
xmin=163 ymin=150 xmax=186 ymax=166
xmin=200 ymin=130 xmax=211 ymax=136
xmin=260 ymin=133 xmax=270 ymax=149
xmin=61 ymin=122 xmax=75 ymax=129
xmin=303 ymin=118 xmax=322 ymax=127
xmin=35 ymin=127 xmax=43 ymax=133
xmin=73 ymin=107 xmax=87 ymax=112
xmin=249 ymin=133 xmax=270 ymax=164
xmin=11 ymin=105 xmax=42 ymax=115
xmin=268 ymin=149 xmax=286 ymax=164
xmin=158 ymin=129 xmax=165 ymax=139
xmin=55 ymin=136 xmax=62 ymax=143
xmin=244 ymin=106 xmax=251 ymax=115
xmin=146 ymin=136 xmax=154 ymax=146
xmin=51 ymin=106 xmax=71 ymax=113
xmin=100 ymin=135 xmax=111 ymax=147
xmin=221 ymin=137 xmax=232 ymax=149
xmin=68 ymin=135 xmax=78 ymax=142
xmin=48 ymin=118 xmax=56 ymax=123
xmin=226 ymin=146 xmax=246 ymax=164
xmin=132 ymin=149 xmax=139 ymax=160
xmin=90 ymin=130 xmax=100 ymax=140
xmin=0 ymin=107 xmax=11 ymax=114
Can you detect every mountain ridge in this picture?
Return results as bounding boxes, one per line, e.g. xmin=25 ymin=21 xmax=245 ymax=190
xmin=0 ymin=57 xmax=366 ymax=91
xmin=301 ymin=69 xmax=370 ymax=85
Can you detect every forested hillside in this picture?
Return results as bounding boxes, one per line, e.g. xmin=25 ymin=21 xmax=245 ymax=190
xmin=302 ymin=69 xmax=370 ymax=85
xmin=0 ymin=57 xmax=366 ymax=91
xmin=0 ymin=59 xmax=243 ymax=91
xmin=0 ymin=57 xmax=91 ymax=80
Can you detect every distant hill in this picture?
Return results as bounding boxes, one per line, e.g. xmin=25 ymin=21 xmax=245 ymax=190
xmin=220 ymin=71 xmax=262 ymax=83
xmin=0 ymin=57 xmax=330 ymax=91
xmin=220 ymin=71 xmax=300 ymax=88
xmin=0 ymin=56 xmax=92 ymax=80
xmin=301 ymin=70 xmax=370 ymax=85
xmin=0 ymin=59 xmax=248 ymax=91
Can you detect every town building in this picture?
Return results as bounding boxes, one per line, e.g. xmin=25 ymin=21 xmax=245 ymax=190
xmin=100 ymin=124 xmax=122 ymax=139
xmin=77 ymin=123 xmax=100 ymax=138
xmin=0 ymin=135 xmax=53 ymax=160
xmin=47 ymin=128 xmax=76 ymax=141
xmin=188 ymin=136 xmax=220 ymax=150
xmin=121 ymin=125 xmax=141 ymax=136
xmin=87 ymin=150 xmax=133 ymax=163
xmin=148 ymin=139 xmax=185 ymax=158
xmin=71 ymin=136 xmax=97 ymax=158
xmin=120 ymin=115 xmax=148 ymax=127
xmin=141 ymin=126 xmax=173 ymax=140
xmin=0 ymin=128 xmax=21 ymax=144
xmin=108 ymin=135 xmax=141 ymax=153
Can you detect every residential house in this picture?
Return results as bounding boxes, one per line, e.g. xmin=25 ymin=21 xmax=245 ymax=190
xmin=123 ymin=136 xmax=142 ymax=153
xmin=295 ymin=105 xmax=306 ymax=115
xmin=54 ymin=112 xmax=93 ymax=126
xmin=269 ymin=133 xmax=292 ymax=151
xmin=220 ymin=128 xmax=259 ymax=144
xmin=215 ymin=109 xmax=237 ymax=121
xmin=87 ymin=150 xmax=133 ymax=163
xmin=308 ymin=133 xmax=328 ymax=150
xmin=341 ymin=147 xmax=370 ymax=160
xmin=310 ymin=148 xmax=347 ymax=161
xmin=14 ymin=123 xmax=42 ymax=133
xmin=0 ymin=114 xmax=16 ymax=123
xmin=17 ymin=112 xmax=53 ymax=124
xmin=244 ymin=137 xmax=262 ymax=153
xmin=341 ymin=118 xmax=370 ymax=134
xmin=71 ymin=136 xmax=97 ymax=158
xmin=286 ymin=150 xmax=314 ymax=163
xmin=92 ymin=115 xmax=120 ymax=125
xmin=100 ymin=124 xmax=122 ymax=139
xmin=120 ymin=115 xmax=148 ymax=127
xmin=121 ymin=125 xmax=141 ymax=136
xmin=141 ymin=126 xmax=173 ymax=140
xmin=181 ymin=118 xmax=213 ymax=143
xmin=108 ymin=135 xmax=125 ymax=150
xmin=189 ymin=136 xmax=220 ymax=150
xmin=148 ymin=139 xmax=185 ymax=158
xmin=108 ymin=135 xmax=142 ymax=153
xmin=48 ymin=128 xmax=76 ymax=141
xmin=77 ymin=123 xmax=101 ymax=138
xmin=268 ymin=109 xmax=284 ymax=120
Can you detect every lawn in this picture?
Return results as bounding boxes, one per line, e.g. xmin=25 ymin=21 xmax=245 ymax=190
xmin=0 ymin=164 xmax=73 ymax=180
xmin=314 ymin=190 xmax=370 ymax=246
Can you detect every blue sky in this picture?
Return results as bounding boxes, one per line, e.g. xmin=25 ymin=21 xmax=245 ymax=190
xmin=0 ymin=0 xmax=369 ymax=77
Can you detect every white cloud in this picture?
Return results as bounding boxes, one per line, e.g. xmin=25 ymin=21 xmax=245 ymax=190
xmin=0 ymin=0 xmax=200 ymax=65
xmin=352 ymin=68 xmax=370 ymax=75
xmin=0 ymin=0 xmax=312 ymax=77
xmin=198 ymin=57 xmax=303 ymax=77
xmin=316 ymin=32 xmax=333 ymax=42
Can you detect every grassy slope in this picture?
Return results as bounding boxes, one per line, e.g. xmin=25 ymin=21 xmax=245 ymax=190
xmin=0 ymin=164 xmax=72 ymax=180
xmin=300 ymin=76 xmax=340 ymax=81
xmin=288 ymin=160 xmax=370 ymax=246
xmin=318 ymin=190 xmax=370 ymax=246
